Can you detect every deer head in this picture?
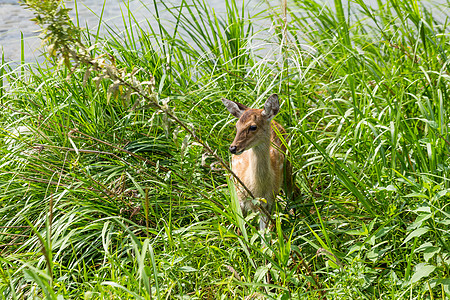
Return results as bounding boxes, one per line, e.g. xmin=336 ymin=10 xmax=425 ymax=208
xmin=222 ymin=94 xmax=280 ymax=155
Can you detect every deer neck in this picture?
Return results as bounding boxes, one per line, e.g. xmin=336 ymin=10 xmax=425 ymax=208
xmin=248 ymin=140 xmax=273 ymax=183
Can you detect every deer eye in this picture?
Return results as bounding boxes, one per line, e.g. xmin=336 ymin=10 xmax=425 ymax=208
xmin=249 ymin=125 xmax=257 ymax=131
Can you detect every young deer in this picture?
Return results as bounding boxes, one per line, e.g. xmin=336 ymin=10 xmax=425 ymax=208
xmin=222 ymin=94 xmax=291 ymax=230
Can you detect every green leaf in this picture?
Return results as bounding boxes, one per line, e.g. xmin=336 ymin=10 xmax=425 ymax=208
xmin=404 ymin=193 xmax=428 ymax=199
xmin=404 ymin=227 xmax=429 ymax=244
xmin=411 ymin=213 xmax=432 ymax=229
xmin=179 ymin=266 xmax=198 ymax=273
xmin=415 ymin=242 xmax=440 ymax=262
xmin=254 ymin=266 xmax=269 ymax=283
xmin=415 ymin=242 xmax=433 ymax=252
xmin=348 ymin=242 xmax=366 ymax=255
xmin=345 ymin=227 xmax=368 ymax=236
xmin=367 ymin=248 xmax=379 ymax=262
xmin=433 ymin=189 xmax=450 ymax=200
xmin=411 ymin=263 xmax=435 ymax=283
xmin=414 ymin=206 xmax=431 ymax=213
xmin=423 ymin=247 xmax=440 ymax=262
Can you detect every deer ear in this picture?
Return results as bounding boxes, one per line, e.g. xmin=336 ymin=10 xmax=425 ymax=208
xmin=261 ymin=94 xmax=279 ymax=120
xmin=222 ymin=98 xmax=248 ymax=118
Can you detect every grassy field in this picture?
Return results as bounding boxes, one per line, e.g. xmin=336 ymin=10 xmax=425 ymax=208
xmin=1 ymin=0 xmax=450 ymax=298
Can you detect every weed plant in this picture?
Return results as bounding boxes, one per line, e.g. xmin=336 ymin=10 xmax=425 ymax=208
xmin=0 ymin=0 xmax=450 ymax=298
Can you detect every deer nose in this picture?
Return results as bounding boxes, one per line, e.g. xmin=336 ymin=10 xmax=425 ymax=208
xmin=229 ymin=146 xmax=237 ymax=154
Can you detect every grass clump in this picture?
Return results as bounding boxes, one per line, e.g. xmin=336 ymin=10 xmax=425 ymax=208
xmin=0 ymin=0 xmax=450 ymax=298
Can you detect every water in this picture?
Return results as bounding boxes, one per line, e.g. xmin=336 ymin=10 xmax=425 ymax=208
xmin=0 ymin=0 xmax=231 ymax=62
xmin=0 ymin=0 xmax=160 ymax=62
xmin=0 ymin=0 xmax=448 ymax=63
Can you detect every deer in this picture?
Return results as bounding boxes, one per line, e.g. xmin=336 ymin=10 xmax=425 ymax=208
xmin=222 ymin=94 xmax=292 ymax=231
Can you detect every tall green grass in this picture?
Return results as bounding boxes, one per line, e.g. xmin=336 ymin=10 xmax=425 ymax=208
xmin=0 ymin=0 xmax=449 ymax=298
